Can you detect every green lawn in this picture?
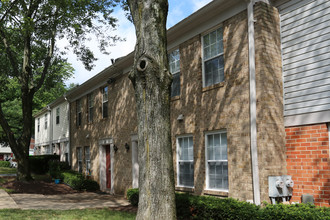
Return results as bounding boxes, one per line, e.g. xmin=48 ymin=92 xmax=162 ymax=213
xmin=0 ymin=167 xmax=16 ymax=175
xmin=0 ymin=209 xmax=136 ymax=220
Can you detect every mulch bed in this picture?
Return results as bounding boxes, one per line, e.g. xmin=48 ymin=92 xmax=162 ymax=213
xmin=0 ymin=176 xmax=137 ymax=213
xmin=0 ymin=176 xmax=78 ymax=195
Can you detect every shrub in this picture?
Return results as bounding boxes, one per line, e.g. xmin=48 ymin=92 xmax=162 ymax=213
xmin=127 ymin=188 xmax=139 ymax=206
xmin=0 ymin=161 xmax=10 ymax=167
xmin=62 ymin=171 xmax=99 ymax=191
xmin=126 ymin=189 xmax=330 ymax=220
xmin=29 ymin=155 xmax=60 ymax=174
xmin=82 ymin=179 xmax=100 ymax=191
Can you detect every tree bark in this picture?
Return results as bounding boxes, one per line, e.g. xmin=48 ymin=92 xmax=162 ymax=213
xmin=127 ymin=0 xmax=176 ymax=219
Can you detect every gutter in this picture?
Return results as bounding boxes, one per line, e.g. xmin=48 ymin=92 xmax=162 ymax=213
xmin=247 ymin=0 xmax=261 ymax=205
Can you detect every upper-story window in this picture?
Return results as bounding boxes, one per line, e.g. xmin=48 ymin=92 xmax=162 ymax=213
xmin=205 ymin=131 xmax=228 ymax=191
xmin=202 ymin=27 xmax=224 ymax=87
xmin=76 ymin=99 xmax=82 ymax=126
xmin=56 ymin=107 xmax=60 ymax=124
xmin=102 ymin=86 xmax=108 ymax=118
xmin=37 ymin=118 xmax=40 ymax=132
xmin=44 ymin=114 xmax=48 ymax=129
xmin=177 ymin=136 xmax=194 ymax=188
xmin=87 ymin=92 xmax=94 ymax=123
xmin=169 ymin=49 xmax=180 ymax=97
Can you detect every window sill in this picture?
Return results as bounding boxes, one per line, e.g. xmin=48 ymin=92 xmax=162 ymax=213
xmin=203 ymin=189 xmax=228 ymax=197
xmin=175 ymin=186 xmax=194 ymax=193
xmin=202 ymin=81 xmax=225 ymax=93
xmin=171 ymin=95 xmax=180 ymax=101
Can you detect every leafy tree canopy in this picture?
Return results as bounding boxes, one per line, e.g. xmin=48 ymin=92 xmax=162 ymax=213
xmin=0 ymin=0 xmax=120 ymax=179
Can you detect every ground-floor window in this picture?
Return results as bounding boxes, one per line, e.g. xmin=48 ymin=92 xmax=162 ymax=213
xmin=85 ymin=146 xmax=91 ymax=175
xmin=177 ymin=135 xmax=194 ymax=188
xmin=77 ymin=147 xmax=82 ymax=173
xmin=205 ymin=131 xmax=228 ymax=191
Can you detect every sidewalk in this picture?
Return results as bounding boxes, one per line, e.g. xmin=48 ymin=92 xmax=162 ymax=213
xmin=0 ymin=189 xmax=130 ymax=210
xmin=0 ymin=190 xmax=19 ymax=209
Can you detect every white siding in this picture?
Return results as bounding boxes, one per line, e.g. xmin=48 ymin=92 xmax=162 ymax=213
xmin=34 ymin=112 xmax=50 ymax=147
xmin=278 ymin=0 xmax=330 ymax=120
xmin=52 ymin=101 xmax=69 ymax=142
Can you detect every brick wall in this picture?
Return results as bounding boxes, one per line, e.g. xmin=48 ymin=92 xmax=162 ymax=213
xmin=286 ymin=123 xmax=330 ymax=207
xmin=254 ymin=2 xmax=287 ymax=202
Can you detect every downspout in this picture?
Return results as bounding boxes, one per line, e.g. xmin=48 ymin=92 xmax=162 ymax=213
xmin=247 ymin=0 xmax=261 ymax=205
xmin=47 ymin=105 xmax=53 ymax=154
xmin=64 ymin=95 xmax=71 ymax=167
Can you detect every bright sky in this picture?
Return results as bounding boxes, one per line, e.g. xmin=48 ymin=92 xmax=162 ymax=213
xmin=64 ymin=0 xmax=212 ymax=85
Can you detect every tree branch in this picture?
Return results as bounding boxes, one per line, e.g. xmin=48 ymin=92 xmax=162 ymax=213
xmin=0 ymin=102 xmax=17 ymax=149
xmin=34 ymin=7 xmax=59 ymax=92
xmin=0 ymin=28 xmax=20 ymax=75
xmin=0 ymin=0 xmax=20 ymax=23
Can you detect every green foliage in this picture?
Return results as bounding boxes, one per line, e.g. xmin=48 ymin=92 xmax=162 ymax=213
xmin=48 ymin=160 xmax=70 ymax=179
xmin=0 ymin=161 xmax=10 ymax=167
xmin=126 ymin=188 xmax=139 ymax=206
xmin=62 ymin=170 xmax=99 ymax=191
xmin=82 ymin=178 xmax=100 ymax=191
xmin=126 ymin=189 xmax=330 ymax=220
xmin=29 ymin=155 xmax=60 ymax=174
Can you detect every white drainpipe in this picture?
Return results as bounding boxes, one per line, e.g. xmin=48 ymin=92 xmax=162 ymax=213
xmin=247 ymin=0 xmax=261 ymax=205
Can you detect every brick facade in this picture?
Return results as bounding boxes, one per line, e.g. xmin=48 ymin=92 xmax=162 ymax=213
xmin=69 ymin=2 xmax=287 ymax=203
xmin=286 ymin=124 xmax=330 ymax=207
xmin=70 ymin=75 xmax=137 ymax=194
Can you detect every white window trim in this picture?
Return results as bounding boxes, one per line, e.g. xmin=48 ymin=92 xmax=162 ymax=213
xmin=76 ymin=99 xmax=82 ymax=126
xmin=56 ymin=107 xmax=60 ymax=125
xmin=85 ymin=147 xmax=91 ymax=175
xmin=77 ymin=147 xmax=83 ymax=173
xmin=88 ymin=92 xmax=94 ymax=122
xmin=176 ymin=135 xmax=194 ymax=189
xmin=37 ymin=118 xmax=40 ymax=132
xmin=205 ymin=130 xmax=229 ymax=192
xmin=44 ymin=114 xmax=48 ymax=129
xmin=102 ymin=86 xmax=108 ymax=118
xmin=201 ymin=25 xmax=224 ymax=88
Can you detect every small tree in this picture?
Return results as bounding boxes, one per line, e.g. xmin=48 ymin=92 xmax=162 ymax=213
xmin=0 ymin=0 xmax=120 ymax=180
xmin=127 ymin=0 xmax=176 ymax=219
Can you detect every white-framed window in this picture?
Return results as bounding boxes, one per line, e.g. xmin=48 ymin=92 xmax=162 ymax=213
xmin=37 ymin=118 xmax=40 ymax=132
xmin=102 ymin=86 xmax=108 ymax=118
xmin=76 ymin=99 xmax=82 ymax=126
xmin=169 ymin=49 xmax=180 ymax=97
xmin=44 ymin=114 xmax=48 ymax=129
xmin=77 ymin=147 xmax=82 ymax=173
xmin=202 ymin=27 xmax=224 ymax=87
xmin=85 ymin=146 xmax=91 ymax=175
xmin=87 ymin=92 xmax=94 ymax=122
xmin=205 ymin=130 xmax=228 ymax=191
xmin=177 ymin=136 xmax=194 ymax=187
xmin=56 ymin=107 xmax=60 ymax=124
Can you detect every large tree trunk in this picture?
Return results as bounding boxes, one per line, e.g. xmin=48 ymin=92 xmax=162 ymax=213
xmin=127 ymin=0 xmax=176 ymax=219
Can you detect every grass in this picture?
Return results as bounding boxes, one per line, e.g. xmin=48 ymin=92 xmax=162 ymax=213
xmin=0 ymin=209 xmax=136 ymax=220
xmin=0 ymin=167 xmax=17 ymax=175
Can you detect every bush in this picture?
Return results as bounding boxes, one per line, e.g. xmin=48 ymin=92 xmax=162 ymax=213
xmin=29 ymin=155 xmax=60 ymax=174
xmin=127 ymin=188 xmax=139 ymax=206
xmin=126 ymin=189 xmax=330 ymax=220
xmin=62 ymin=171 xmax=99 ymax=191
xmin=49 ymin=161 xmax=70 ymax=179
xmin=0 ymin=161 xmax=10 ymax=167
xmin=82 ymin=179 xmax=100 ymax=191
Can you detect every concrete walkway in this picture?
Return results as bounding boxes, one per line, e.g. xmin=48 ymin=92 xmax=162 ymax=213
xmin=0 ymin=189 xmax=130 ymax=210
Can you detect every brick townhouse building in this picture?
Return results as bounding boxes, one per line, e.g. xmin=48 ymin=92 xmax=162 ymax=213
xmin=35 ymin=0 xmax=330 ymax=206
xmin=65 ymin=0 xmax=286 ymax=204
